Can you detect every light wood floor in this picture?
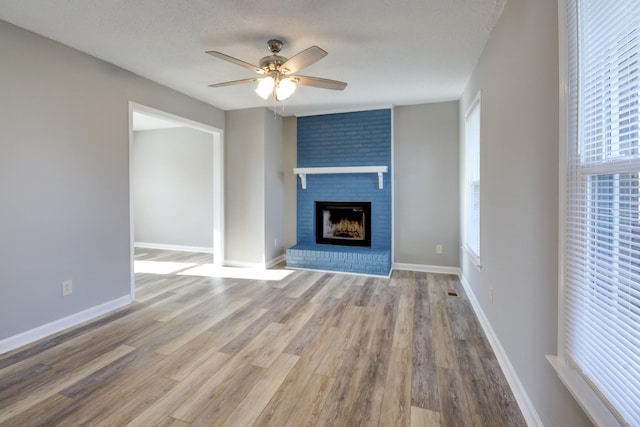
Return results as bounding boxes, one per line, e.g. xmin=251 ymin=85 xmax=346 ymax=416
xmin=0 ymin=249 xmax=526 ymax=426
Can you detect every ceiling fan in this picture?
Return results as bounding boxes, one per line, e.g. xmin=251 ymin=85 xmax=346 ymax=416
xmin=206 ymin=39 xmax=347 ymax=101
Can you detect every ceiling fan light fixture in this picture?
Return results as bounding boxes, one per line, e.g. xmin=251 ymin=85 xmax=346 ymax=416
xmin=275 ymin=77 xmax=296 ymax=101
xmin=256 ymin=76 xmax=275 ymax=99
xmin=208 ymin=39 xmax=347 ymax=101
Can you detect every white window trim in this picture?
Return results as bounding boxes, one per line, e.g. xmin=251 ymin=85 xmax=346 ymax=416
xmin=464 ymin=91 xmax=482 ymax=270
xmin=550 ymin=1 xmax=632 ymax=425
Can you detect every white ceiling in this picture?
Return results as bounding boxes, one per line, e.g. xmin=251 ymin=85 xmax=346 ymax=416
xmin=0 ymin=0 xmax=505 ymax=117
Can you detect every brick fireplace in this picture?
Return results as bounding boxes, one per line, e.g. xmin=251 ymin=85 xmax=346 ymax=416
xmin=286 ymin=109 xmax=392 ymax=276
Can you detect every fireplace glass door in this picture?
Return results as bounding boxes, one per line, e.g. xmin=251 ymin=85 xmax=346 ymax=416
xmin=315 ymin=201 xmax=371 ymax=247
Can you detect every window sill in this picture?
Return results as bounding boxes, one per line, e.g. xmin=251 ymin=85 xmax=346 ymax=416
xmin=546 ymin=355 xmax=623 ymax=427
xmin=462 ymin=244 xmax=482 ymax=271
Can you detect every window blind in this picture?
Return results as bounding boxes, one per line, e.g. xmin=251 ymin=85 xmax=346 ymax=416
xmin=465 ymin=97 xmax=481 ymax=260
xmin=564 ymin=0 xmax=640 ymax=424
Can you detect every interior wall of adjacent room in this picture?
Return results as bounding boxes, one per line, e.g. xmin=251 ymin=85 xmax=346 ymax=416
xmin=132 ymin=127 xmax=213 ymax=250
xmin=394 ymin=101 xmax=460 ymax=268
xmin=0 ymin=19 xmax=224 ymax=342
xmin=458 ymin=0 xmax=590 ymax=425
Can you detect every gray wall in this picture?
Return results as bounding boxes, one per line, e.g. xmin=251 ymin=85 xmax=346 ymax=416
xmin=264 ymin=111 xmax=284 ymax=262
xmin=394 ymin=102 xmax=459 ymax=267
xmin=459 ymin=0 xmax=591 ymax=425
xmin=0 ymin=20 xmax=224 ymax=341
xmin=132 ymin=127 xmax=213 ymax=249
xmin=283 ymin=117 xmax=298 ymax=249
xmin=225 ymin=108 xmax=266 ymax=265
xmin=226 ymin=107 xmax=285 ymax=266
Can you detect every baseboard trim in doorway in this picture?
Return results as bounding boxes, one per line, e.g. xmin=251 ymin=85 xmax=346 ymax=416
xmin=0 ymin=295 xmax=133 ymax=355
xmin=224 ymin=254 xmax=286 ymax=269
xmin=135 ymin=242 xmax=214 ymax=254
xmin=266 ymin=254 xmax=286 ymax=268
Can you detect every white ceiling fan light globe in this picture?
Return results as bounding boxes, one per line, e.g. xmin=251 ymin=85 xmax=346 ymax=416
xmin=275 ymin=77 xmax=296 ymax=101
xmin=256 ymin=76 xmax=275 ymax=99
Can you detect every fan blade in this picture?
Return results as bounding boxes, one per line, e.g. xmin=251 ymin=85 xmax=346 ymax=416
xmin=293 ymin=75 xmax=347 ymax=90
xmin=281 ymin=46 xmax=327 ymax=74
xmin=208 ymin=77 xmax=260 ymax=88
xmin=206 ymin=51 xmax=264 ymax=74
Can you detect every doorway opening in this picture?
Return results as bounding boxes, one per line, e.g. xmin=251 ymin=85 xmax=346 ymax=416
xmin=128 ymin=102 xmax=223 ymax=298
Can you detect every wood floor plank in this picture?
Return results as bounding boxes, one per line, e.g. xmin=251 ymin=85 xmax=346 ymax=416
xmin=162 ymin=307 xmax=268 ymax=381
xmin=188 ymin=363 xmax=265 ymax=426
xmin=0 ymin=344 xmax=135 ymax=424
xmin=327 ymin=273 xmax=355 ymax=298
xmin=309 ymin=273 xmax=344 ymax=303
xmin=252 ymin=325 xmax=340 ymax=426
xmin=348 ymin=326 xmax=393 ymax=426
xmin=71 ymin=374 xmax=177 ymax=426
xmin=285 ymin=271 xmax=327 ymax=298
xmin=282 ymin=373 xmax=334 ymax=427
xmin=125 ymin=351 xmax=230 ymax=427
xmin=315 ymin=304 xmax=375 ymax=425
xmin=222 ymin=353 xmax=299 ymax=426
xmin=0 ymin=303 xmax=141 ymax=371
xmin=251 ymin=302 xmax=317 ymax=368
xmin=219 ymin=296 xmax=293 ymax=355
xmin=153 ymin=416 xmax=191 ymax=427
xmin=0 ymin=391 xmax=75 ymax=426
xmin=0 ymin=249 xmax=527 ymax=427
xmin=437 ymin=366 xmax=478 ymax=427
xmin=283 ymin=296 xmax=340 ymax=356
xmin=411 ymin=406 xmax=442 ymax=426
xmin=314 ymin=305 xmax=366 ymax=377
xmin=379 ymin=344 xmax=412 ymax=427
xmin=411 ymin=277 xmax=439 ymax=411
xmin=170 ymin=322 xmax=283 ymax=422
xmin=155 ymin=296 xmax=251 ymax=355
xmin=135 ymin=276 xmax=200 ymax=302
xmin=392 ymin=279 xmax=415 ymax=349
xmin=430 ymin=302 xmax=457 ymax=370
xmin=479 ymin=357 xmax=528 ymax=427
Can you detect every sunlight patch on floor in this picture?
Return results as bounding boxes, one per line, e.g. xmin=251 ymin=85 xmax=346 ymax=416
xmin=178 ymin=264 xmax=293 ymax=281
xmin=134 ymin=260 xmax=196 ymax=274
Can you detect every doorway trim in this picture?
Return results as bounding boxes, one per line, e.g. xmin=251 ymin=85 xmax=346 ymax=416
xmin=128 ymin=102 xmax=224 ymax=298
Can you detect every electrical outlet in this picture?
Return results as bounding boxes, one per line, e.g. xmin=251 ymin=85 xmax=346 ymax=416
xmin=62 ymin=280 xmax=73 ymax=296
xmin=436 ymin=244 xmax=443 ymax=255
xmin=490 ymin=287 xmax=494 ymax=304
xmin=274 ymin=238 xmax=278 ymax=248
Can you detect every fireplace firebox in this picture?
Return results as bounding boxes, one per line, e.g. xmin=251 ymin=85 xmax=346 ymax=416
xmin=315 ymin=201 xmax=371 ymax=247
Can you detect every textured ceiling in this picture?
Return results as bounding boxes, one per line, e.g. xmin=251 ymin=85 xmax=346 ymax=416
xmin=0 ymin=0 xmax=505 ymax=116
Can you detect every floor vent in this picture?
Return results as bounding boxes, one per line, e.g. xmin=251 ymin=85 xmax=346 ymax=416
xmin=447 ymin=289 xmax=458 ymax=297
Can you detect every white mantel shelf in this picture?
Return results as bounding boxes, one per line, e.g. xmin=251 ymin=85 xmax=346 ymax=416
xmin=293 ymin=166 xmax=388 ymax=189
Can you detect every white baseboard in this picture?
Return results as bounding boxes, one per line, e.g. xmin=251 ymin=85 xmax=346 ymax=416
xmin=135 ymin=242 xmax=213 ymax=254
xmin=393 ymin=262 xmax=461 ymax=276
xmin=266 ymin=254 xmax=286 ymax=269
xmin=0 ymin=295 xmax=133 ymax=355
xmin=458 ymin=274 xmax=543 ymax=427
xmin=224 ymin=259 xmax=266 ymax=269
xmin=224 ymin=254 xmax=286 ymax=270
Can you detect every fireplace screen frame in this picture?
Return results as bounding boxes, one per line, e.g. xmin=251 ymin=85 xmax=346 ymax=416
xmin=315 ymin=201 xmax=372 ymax=247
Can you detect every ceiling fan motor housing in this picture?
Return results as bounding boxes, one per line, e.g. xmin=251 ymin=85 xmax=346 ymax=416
xmin=259 ymin=54 xmax=287 ymax=72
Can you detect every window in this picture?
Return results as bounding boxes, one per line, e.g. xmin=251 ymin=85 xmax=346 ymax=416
xmin=558 ymin=0 xmax=640 ymax=424
xmin=465 ymin=93 xmax=481 ymax=264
